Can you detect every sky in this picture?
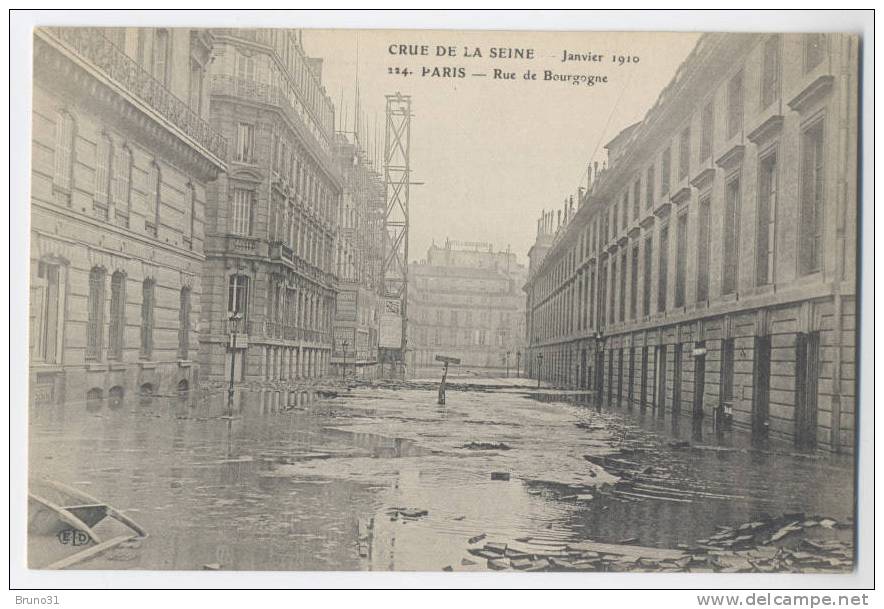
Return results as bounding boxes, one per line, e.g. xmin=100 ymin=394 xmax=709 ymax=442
xmin=301 ymin=29 xmax=700 ymax=266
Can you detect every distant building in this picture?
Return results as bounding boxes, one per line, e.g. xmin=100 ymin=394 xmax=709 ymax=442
xmin=330 ymin=132 xmax=386 ymax=378
xmin=524 ymin=33 xmax=858 ymax=452
xmin=408 ymin=240 xmax=527 ymax=376
xmin=30 ymin=27 xmax=226 ymax=409
xmin=199 ymin=29 xmax=341 ymax=386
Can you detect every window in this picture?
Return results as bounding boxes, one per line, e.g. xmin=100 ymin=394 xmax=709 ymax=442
xmin=696 ymin=193 xmax=711 ymax=302
xmin=113 ymin=145 xmax=132 ymax=227
xmin=108 ymin=271 xmax=126 ymax=361
xmin=721 ymin=335 xmax=735 ymax=396
xmin=799 ymin=120 xmax=825 ymax=275
xmin=228 ymin=274 xmax=250 ymax=322
xmin=761 ymin=35 xmax=781 ymax=108
xmin=588 ymin=270 xmax=596 ymax=331
xmin=630 ymin=245 xmax=639 ymax=320
xmin=700 ymin=101 xmax=714 ymax=161
xmin=727 ymin=70 xmax=744 ymax=139
xmin=183 ymin=183 xmax=196 ymax=250
xmin=679 ymin=127 xmax=691 ymax=181
xmin=621 ymin=192 xmax=629 ymax=229
xmin=756 ymin=151 xmax=778 ymax=285
xmin=53 ymin=111 xmax=75 ymax=205
xmin=86 ymin=267 xmax=106 ymax=361
xmin=661 ymin=147 xmax=671 ymax=195
xmin=232 ymin=188 xmax=254 ymax=235
xmin=189 ymin=59 xmax=204 ymax=113
xmin=608 ymin=258 xmax=616 ymax=325
xmin=645 ymin=165 xmax=655 ymax=209
xmin=140 ymin=278 xmax=155 ymax=358
xmin=94 ymin=134 xmax=113 ymax=219
xmin=633 ymin=179 xmax=641 ymax=221
xmin=153 ymin=29 xmax=171 ymax=86
xmin=236 ymin=51 xmax=257 ymax=81
xmin=675 ymin=212 xmax=688 ymax=307
xmin=145 ymin=162 xmax=161 ymax=237
xmin=619 ymin=250 xmax=627 ymax=322
xmin=30 ymin=260 xmax=65 ymax=364
xmin=722 ymin=174 xmax=742 ymax=295
xmin=236 ymin=123 xmax=256 ymax=163
xmin=657 ymin=225 xmax=669 ymax=313
xmin=642 ymin=237 xmax=652 ymax=317
xmin=178 ymin=287 xmax=191 ymax=359
xmin=804 ymin=34 xmax=826 ymax=73
xmin=794 ymin=331 xmax=820 ymax=448
xmin=611 ymin=203 xmax=618 ymax=239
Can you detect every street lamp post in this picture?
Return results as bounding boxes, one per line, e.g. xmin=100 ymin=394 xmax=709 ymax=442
xmin=536 ymin=353 xmax=544 ymax=389
xmin=341 ymin=339 xmax=349 ymax=382
xmin=516 ymin=350 xmax=521 ymax=378
xmin=505 ymin=351 xmax=510 ymax=378
xmin=227 ymin=311 xmax=242 ymax=418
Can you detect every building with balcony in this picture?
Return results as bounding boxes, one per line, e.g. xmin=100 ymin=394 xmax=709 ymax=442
xmin=408 ymin=240 xmax=527 ymax=377
xmin=523 ymin=33 xmax=858 ymax=452
xmin=30 ymin=27 xmax=226 ymax=409
xmin=198 ymin=29 xmax=342 ymax=386
xmin=330 ymin=133 xmax=386 ymax=379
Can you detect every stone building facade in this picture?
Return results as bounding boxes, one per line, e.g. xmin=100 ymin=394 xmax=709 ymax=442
xmin=30 ymin=27 xmax=226 ymax=409
xmin=409 ymin=241 xmax=527 ymax=376
xmin=524 ymin=33 xmax=858 ymax=452
xmin=199 ymin=29 xmax=341 ymax=386
xmin=330 ymin=133 xmax=385 ymax=379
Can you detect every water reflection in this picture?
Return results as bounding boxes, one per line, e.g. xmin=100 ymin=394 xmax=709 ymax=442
xmin=29 ymin=383 xmax=854 ymax=571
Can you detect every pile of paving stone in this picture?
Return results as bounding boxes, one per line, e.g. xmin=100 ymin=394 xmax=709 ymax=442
xmin=454 ymin=514 xmax=853 ymax=573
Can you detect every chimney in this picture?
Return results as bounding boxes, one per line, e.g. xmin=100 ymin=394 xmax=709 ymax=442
xmin=557 ymin=209 xmax=561 ymax=228
xmin=578 ymin=186 xmax=585 ymax=204
xmin=593 ymin=161 xmax=599 ymax=181
xmin=587 ymin=164 xmax=593 ymax=190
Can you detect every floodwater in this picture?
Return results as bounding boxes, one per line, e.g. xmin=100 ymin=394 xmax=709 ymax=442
xmin=28 ymin=378 xmax=855 ymax=571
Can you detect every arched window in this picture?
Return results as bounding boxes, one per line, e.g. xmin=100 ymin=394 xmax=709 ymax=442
xmin=113 ymin=145 xmax=132 ymax=228
xmin=53 ymin=111 xmax=76 ymax=206
xmin=86 ymin=267 xmax=106 ymax=361
xmin=108 ymin=386 xmax=125 ymax=410
xmin=86 ymin=388 xmax=104 ymax=412
xmin=178 ymin=286 xmax=191 ymax=359
xmin=177 ymin=379 xmax=190 ymax=402
xmin=94 ymin=134 xmax=113 ymax=219
xmin=140 ymin=278 xmax=155 ymax=358
xmin=138 ymin=383 xmax=154 ymax=407
xmin=146 ymin=162 xmax=161 ymax=237
xmin=108 ymin=271 xmax=126 ymax=360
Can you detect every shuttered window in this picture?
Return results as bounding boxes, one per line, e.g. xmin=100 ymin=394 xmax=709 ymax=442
xmin=86 ymin=267 xmax=106 ymax=361
xmin=140 ymin=279 xmax=155 ymax=358
xmin=108 ymin=272 xmax=126 ymax=361
xmin=94 ymin=135 xmax=113 ymax=218
xmin=53 ymin=111 xmax=75 ymax=204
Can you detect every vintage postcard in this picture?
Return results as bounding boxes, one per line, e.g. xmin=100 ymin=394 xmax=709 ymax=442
xmin=21 ymin=17 xmax=864 ymax=581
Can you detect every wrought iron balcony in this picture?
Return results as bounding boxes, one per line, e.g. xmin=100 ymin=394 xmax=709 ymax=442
xmin=40 ymin=27 xmax=228 ymax=162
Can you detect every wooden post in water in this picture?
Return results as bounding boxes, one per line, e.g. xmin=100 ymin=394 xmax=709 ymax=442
xmin=435 ymin=355 xmax=460 ymax=405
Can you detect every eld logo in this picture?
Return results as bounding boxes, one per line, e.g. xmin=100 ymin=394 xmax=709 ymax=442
xmin=57 ymin=528 xmax=90 ymax=546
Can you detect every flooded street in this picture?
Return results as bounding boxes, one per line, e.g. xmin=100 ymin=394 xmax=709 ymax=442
xmin=29 ymin=378 xmax=855 ymax=572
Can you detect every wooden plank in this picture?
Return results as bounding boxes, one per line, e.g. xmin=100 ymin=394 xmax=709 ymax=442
xmin=45 ymin=535 xmax=134 ymax=570
xmin=567 ymin=541 xmax=685 ymax=561
xmin=38 ymin=478 xmax=147 ymax=538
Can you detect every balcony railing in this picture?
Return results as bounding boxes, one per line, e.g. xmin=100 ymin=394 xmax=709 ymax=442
xmin=210 ymin=73 xmax=332 ymax=157
xmin=209 ymin=317 xmax=329 ymax=344
xmin=41 ymin=27 xmax=228 ymax=162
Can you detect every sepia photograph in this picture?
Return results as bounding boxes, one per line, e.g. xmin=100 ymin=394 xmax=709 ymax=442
xmin=9 ymin=9 xmax=873 ymax=593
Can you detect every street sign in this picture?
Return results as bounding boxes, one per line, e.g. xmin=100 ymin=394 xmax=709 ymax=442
xmin=228 ymin=333 xmax=248 ymax=350
xmin=435 ymin=355 xmax=461 ymax=364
